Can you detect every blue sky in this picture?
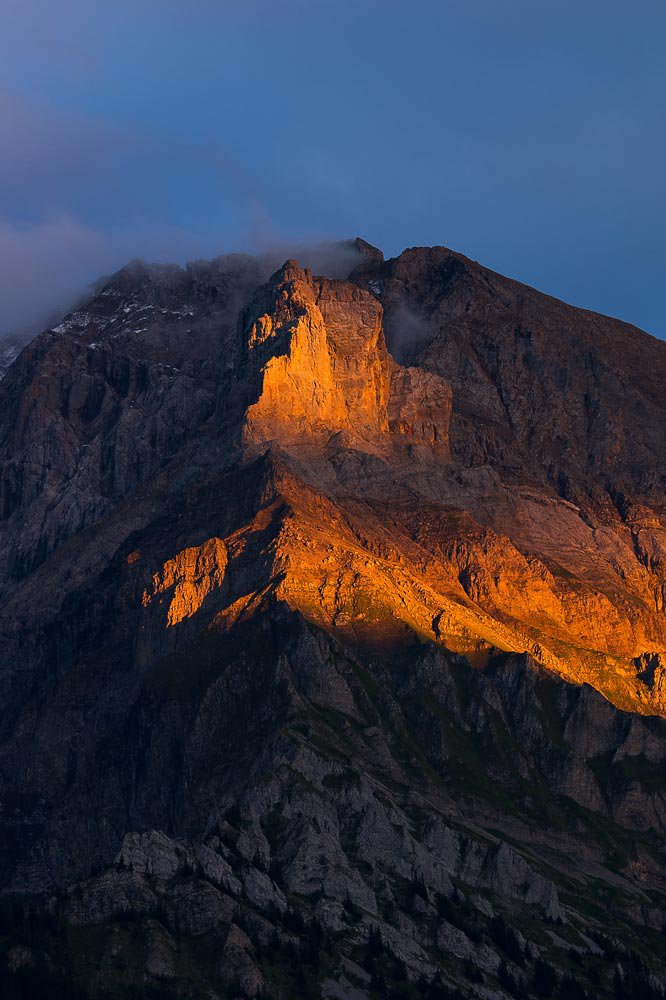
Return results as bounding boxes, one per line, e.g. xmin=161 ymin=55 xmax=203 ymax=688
xmin=1 ymin=0 xmax=664 ymax=336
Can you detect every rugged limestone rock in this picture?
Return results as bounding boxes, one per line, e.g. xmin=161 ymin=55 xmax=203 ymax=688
xmin=0 ymin=239 xmax=664 ymax=998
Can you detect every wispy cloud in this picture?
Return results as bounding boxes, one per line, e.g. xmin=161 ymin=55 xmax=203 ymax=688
xmin=0 ymin=89 xmax=275 ymax=334
xmin=0 ymin=215 xmax=243 ymax=337
xmin=0 ymin=215 xmax=106 ymax=335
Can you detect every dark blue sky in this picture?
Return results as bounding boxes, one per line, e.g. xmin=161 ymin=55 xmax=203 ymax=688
xmin=1 ymin=0 xmax=664 ymax=336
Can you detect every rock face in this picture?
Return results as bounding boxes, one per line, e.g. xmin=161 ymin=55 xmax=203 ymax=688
xmin=242 ymin=262 xmax=391 ymax=449
xmin=0 ymin=332 xmax=29 ymax=382
xmin=0 ymin=240 xmax=665 ymax=998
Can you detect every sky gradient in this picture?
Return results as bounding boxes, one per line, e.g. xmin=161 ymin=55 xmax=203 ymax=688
xmin=1 ymin=0 xmax=664 ymax=337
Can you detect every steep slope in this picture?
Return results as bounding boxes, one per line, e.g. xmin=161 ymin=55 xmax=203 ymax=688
xmin=352 ymin=246 xmax=666 ymax=496
xmin=0 ymin=241 xmax=665 ymax=997
xmin=351 ymin=247 xmax=666 ymax=709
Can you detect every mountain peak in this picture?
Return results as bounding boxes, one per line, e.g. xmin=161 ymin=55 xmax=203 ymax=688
xmin=0 ymin=240 xmax=663 ymax=716
xmin=1 ymin=237 xmax=666 ymax=996
xmin=347 ymin=235 xmax=384 ymax=262
xmin=241 ymin=256 xmax=391 ymax=450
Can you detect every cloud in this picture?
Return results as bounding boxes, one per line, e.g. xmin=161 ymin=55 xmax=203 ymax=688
xmin=0 ymin=216 xmax=107 ymax=335
xmin=0 ymin=212 xmax=373 ymax=340
xmin=384 ymin=302 xmax=434 ymax=363
xmin=0 ymin=215 xmax=238 ymax=337
xmin=0 ymin=89 xmax=276 ymax=335
xmin=255 ymin=239 xmax=368 ymax=281
xmin=0 ymin=90 xmax=376 ymax=337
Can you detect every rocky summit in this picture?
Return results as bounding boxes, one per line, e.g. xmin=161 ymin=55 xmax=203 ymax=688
xmin=0 ymin=238 xmax=665 ymax=999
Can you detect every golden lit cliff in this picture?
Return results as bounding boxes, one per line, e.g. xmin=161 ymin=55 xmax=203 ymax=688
xmin=125 ymin=256 xmax=666 ymax=715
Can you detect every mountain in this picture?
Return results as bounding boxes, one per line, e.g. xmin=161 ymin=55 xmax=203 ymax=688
xmin=0 ymin=239 xmax=665 ymax=999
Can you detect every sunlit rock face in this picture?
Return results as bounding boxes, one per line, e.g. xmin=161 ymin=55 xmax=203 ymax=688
xmin=0 ymin=243 xmax=664 ymax=706
xmin=242 ymin=261 xmax=391 ymax=449
xmin=0 ymin=240 xmax=666 ymax=996
xmin=142 ymin=537 xmax=228 ymax=627
xmin=238 ymin=260 xmax=453 ymax=466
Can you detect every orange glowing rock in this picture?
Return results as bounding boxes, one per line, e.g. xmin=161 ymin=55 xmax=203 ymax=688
xmin=2 ymin=243 xmax=664 ymax=717
xmin=142 ymin=538 xmax=227 ymax=627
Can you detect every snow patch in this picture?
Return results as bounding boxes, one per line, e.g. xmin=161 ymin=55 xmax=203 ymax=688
xmin=52 ymin=310 xmax=94 ymax=334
